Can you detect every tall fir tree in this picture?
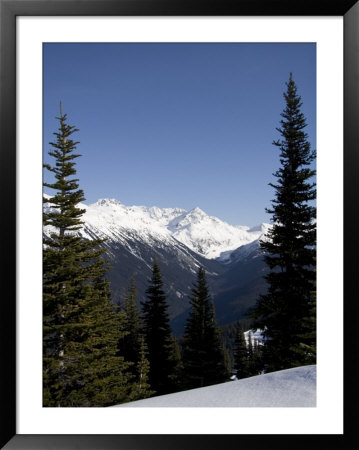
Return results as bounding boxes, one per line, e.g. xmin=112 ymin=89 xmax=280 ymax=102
xmin=132 ymin=335 xmax=154 ymax=400
xmin=250 ymin=74 xmax=316 ymax=372
xmin=222 ymin=345 xmax=232 ymax=377
xmin=43 ymin=106 xmax=134 ymax=406
xmin=118 ymin=277 xmax=141 ymax=372
xmin=233 ymin=325 xmax=250 ymax=379
xmin=141 ymin=259 xmax=176 ymax=395
xmin=168 ymin=334 xmax=183 ymax=392
xmin=182 ymin=267 xmax=229 ymax=389
xmin=117 ymin=277 xmax=157 ymax=400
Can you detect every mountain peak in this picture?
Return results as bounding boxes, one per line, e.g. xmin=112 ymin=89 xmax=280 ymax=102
xmin=185 ymin=207 xmax=207 ymax=222
xmin=44 ymin=195 xmax=265 ymax=261
xmin=190 ymin=206 xmax=206 ymax=215
xmin=248 ymin=223 xmax=271 ymax=234
xmin=95 ymin=198 xmax=122 ymax=207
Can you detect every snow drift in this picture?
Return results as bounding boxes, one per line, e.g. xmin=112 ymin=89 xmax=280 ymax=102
xmin=114 ymin=365 xmax=316 ymax=408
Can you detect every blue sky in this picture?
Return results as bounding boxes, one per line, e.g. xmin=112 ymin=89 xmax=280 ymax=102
xmin=43 ymin=43 xmax=316 ymax=227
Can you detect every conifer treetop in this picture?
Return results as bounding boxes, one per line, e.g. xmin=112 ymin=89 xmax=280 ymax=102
xmin=43 ymin=104 xmax=86 ymax=235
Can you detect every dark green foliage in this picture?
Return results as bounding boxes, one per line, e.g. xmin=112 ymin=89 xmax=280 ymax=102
xmin=132 ymin=335 xmax=154 ymax=400
xmin=168 ymin=335 xmax=184 ymax=392
xmin=182 ymin=267 xmax=229 ymax=389
xmin=222 ymin=345 xmax=232 ymax=377
xmin=233 ymin=325 xmax=251 ymax=379
xmin=141 ymin=259 xmax=177 ymax=395
xmin=43 ymin=108 xmax=134 ymax=406
xmin=250 ymin=74 xmax=316 ymax=372
xmin=295 ymin=278 xmax=316 ymax=364
xmin=118 ymin=278 xmax=141 ymax=372
xmin=216 ymin=320 xmax=253 ymax=373
xmin=118 ymin=277 xmax=157 ymax=400
xmin=246 ymin=331 xmax=263 ymax=376
xmin=220 ymin=319 xmax=254 ymax=368
xmin=232 ymin=325 xmax=262 ymax=379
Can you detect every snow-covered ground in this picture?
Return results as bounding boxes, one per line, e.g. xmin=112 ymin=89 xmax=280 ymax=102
xmin=114 ymin=365 xmax=316 ymax=408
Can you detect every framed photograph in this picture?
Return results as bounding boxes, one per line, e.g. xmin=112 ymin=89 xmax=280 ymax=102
xmin=1 ymin=0 xmax=357 ymax=448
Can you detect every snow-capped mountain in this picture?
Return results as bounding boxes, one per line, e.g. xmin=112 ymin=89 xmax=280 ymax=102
xmin=220 ymin=223 xmax=271 ymax=264
xmin=168 ymin=207 xmax=264 ymax=260
xmin=48 ymin=196 xmax=267 ymax=260
xmin=43 ymin=195 xmax=269 ymax=332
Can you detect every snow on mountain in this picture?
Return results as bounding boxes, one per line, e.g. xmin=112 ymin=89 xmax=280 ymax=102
xmin=220 ymin=223 xmax=271 ymax=264
xmin=44 ymin=195 xmax=267 ymax=261
xmin=82 ymin=198 xmax=184 ymax=248
xmin=114 ymin=365 xmax=316 ymax=407
xmin=168 ymin=207 xmax=265 ymax=259
xmin=43 ymin=195 xmax=270 ymax=330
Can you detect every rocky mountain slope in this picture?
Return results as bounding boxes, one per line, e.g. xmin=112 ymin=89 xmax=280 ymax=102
xmin=44 ymin=195 xmax=270 ymax=332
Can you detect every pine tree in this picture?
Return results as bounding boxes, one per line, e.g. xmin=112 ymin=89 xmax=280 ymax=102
xmin=141 ymin=259 xmax=176 ymax=395
xmin=250 ymin=74 xmax=316 ymax=372
xmin=206 ymin=302 xmax=230 ymax=384
xmin=132 ymin=335 xmax=154 ymax=400
xmin=296 ymin=275 xmax=316 ymax=364
xmin=118 ymin=277 xmax=141 ymax=372
xmin=118 ymin=277 xmax=159 ymax=399
xmin=182 ymin=267 xmax=228 ymax=389
xmin=233 ymin=325 xmax=250 ymax=379
xmin=168 ymin=334 xmax=183 ymax=392
xmin=43 ymin=106 xmax=133 ymax=406
xmin=222 ymin=345 xmax=232 ymax=377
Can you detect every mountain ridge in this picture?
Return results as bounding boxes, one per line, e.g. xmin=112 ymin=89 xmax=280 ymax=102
xmin=44 ymin=194 xmax=269 ymax=260
xmin=43 ymin=195 xmax=269 ymax=332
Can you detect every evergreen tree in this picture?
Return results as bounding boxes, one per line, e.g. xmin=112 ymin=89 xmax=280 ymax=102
xmin=118 ymin=277 xmax=141 ymax=372
xmin=168 ymin=334 xmax=183 ymax=392
xmin=141 ymin=259 xmax=176 ymax=395
xmin=132 ymin=335 xmax=154 ymax=400
xmin=182 ymin=267 xmax=229 ymax=389
xmin=233 ymin=325 xmax=250 ymax=379
xmin=296 ymin=275 xmax=316 ymax=364
xmin=118 ymin=277 xmax=159 ymax=399
xmin=43 ymin=107 xmax=133 ymax=406
xmin=222 ymin=345 xmax=231 ymax=376
xmin=206 ymin=302 xmax=230 ymax=383
xmin=250 ymin=74 xmax=316 ymax=372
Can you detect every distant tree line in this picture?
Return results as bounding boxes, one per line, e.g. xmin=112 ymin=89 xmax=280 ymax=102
xmin=43 ymin=73 xmax=316 ymax=406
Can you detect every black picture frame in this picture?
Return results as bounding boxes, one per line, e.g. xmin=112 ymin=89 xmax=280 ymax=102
xmin=1 ymin=1 xmax=357 ymax=448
